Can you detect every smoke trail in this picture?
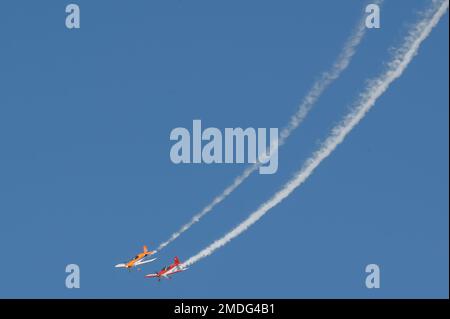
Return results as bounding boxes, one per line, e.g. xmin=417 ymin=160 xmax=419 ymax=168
xmin=183 ymin=0 xmax=448 ymax=266
xmin=157 ymin=2 xmax=380 ymax=251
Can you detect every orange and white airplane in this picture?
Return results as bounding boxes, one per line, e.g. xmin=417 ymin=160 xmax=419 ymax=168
xmin=114 ymin=245 xmax=157 ymax=270
xmin=145 ymin=256 xmax=188 ymax=281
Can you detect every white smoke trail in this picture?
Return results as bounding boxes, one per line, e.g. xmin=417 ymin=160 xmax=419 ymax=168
xmin=157 ymin=2 xmax=379 ymax=251
xmin=183 ymin=0 xmax=449 ymax=266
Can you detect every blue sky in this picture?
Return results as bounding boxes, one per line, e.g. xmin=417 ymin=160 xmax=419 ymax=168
xmin=0 ymin=0 xmax=448 ymax=298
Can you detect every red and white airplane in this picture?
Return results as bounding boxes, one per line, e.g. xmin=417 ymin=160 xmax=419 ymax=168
xmin=145 ymin=257 xmax=188 ymax=281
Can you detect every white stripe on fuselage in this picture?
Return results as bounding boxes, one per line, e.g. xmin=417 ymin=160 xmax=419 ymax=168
xmin=164 ymin=265 xmax=187 ymax=276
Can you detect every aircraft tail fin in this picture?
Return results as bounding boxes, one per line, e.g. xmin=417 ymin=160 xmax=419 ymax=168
xmin=174 ymin=256 xmax=180 ymax=265
xmin=143 ymin=245 xmax=148 ymax=253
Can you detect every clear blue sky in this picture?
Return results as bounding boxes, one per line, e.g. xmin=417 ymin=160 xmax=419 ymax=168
xmin=0 ymin=0 xmax=448 ymax=298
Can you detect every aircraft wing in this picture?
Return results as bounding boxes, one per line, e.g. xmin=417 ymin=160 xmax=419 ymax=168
xmin=145 ymin=273 xmax=159 ymax=278
xmin=114 ymin=263 xmax=127 ymax=268
xmin=135 ymin=258 xmax=157 ymax=266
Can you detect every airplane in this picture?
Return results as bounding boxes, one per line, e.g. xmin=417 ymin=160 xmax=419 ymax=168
xmin=145 ymin=256 xmax=188 ymax=281
xmin=114 ymin=245 xmax=157 ymax=271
